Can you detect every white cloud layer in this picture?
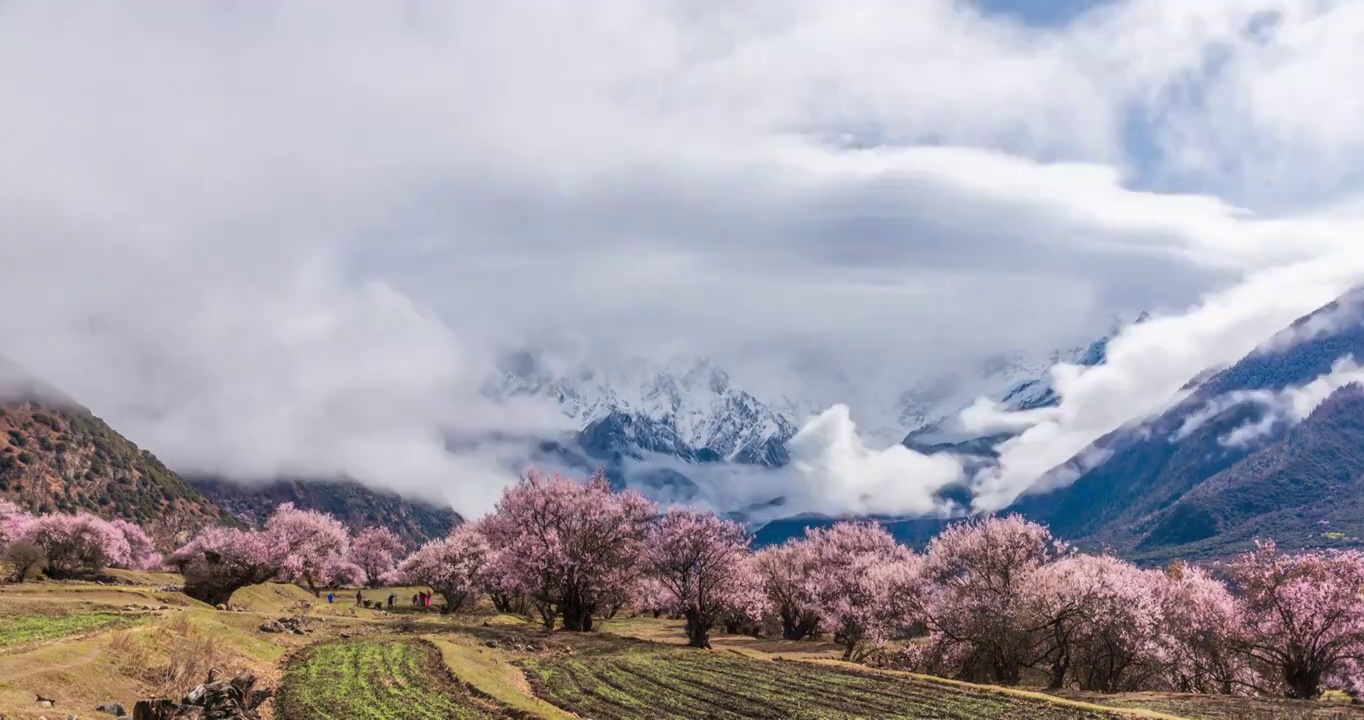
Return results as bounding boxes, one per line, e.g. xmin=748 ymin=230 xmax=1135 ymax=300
xmin=5 ymin=1 xmax=1364 ymax=516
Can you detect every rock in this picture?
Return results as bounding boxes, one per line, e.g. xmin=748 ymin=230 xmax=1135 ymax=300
xmin=132 ymin=670 xmax=271 ymax=720
xmin=96 ymin=702 xmax=126 ymax=716
xmin=484 ymin=639 xmax=499 ymax=649
xmin=257 ymin=615 xmax=308 ymax=635
xmin=213 ymin=604 xmax=226 ymax=611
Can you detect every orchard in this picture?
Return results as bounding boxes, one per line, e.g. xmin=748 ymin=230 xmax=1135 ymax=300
xmin=5 ymin=472 xmax=1364 ymax=701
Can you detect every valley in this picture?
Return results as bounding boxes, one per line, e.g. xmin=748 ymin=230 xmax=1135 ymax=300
xmin=7 ymin=573 xmax=1363 ymax=720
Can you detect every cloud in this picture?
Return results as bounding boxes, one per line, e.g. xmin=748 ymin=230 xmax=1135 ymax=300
xmin=779 ymin=405 xmax=965 ymax=517
xmin=4 ymin=1 xmax=1364 ymax=516
xmin=1166 ymin=355 xmax=1364 ymax=450
xmin=972 ymin=254 xmax=1364 ymax=510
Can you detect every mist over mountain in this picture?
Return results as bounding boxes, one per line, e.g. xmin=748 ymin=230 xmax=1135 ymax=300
xmin=1009 ymin=287 xmax=1364 ymax=560
xmin=6 ymin=3 xmax=1364 ymax=543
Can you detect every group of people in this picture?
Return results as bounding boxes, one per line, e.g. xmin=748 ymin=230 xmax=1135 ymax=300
xmin=325 ymin=590 xmax=400 ymax=609
xmin=412 ymin=591 xmax=433 ymax=608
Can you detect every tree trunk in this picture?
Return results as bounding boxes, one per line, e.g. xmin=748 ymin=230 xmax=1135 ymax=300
xmin=685 ymin=609 xmax=712 ymax=649
xmin=559 ymin=594 xmax=595 ymax=632
xmin=1284 ymin=663 xmax=1322 ymax=699
xmin=535 ymin=601 xmax=557 ymax=630
xmin=562 ymin=607 xmax=594 ymax=632
xmin=184 ymin=580 xmax=239 ymax=608
xmin=1047 ymin=658 xmax=1069 ymax=690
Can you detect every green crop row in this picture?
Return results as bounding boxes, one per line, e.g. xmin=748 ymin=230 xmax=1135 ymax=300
xmin=523 ymin=644 xmax=1129 ymax=720
xmin=0 ymin=612 xmax=132 ymax=648
xmin=275 ymin=637 xmax=502 ymax=720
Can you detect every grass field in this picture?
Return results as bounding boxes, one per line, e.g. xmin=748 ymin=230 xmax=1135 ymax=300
xmin=520 ymin=639 xmax=1156 ymax=720
xmin=275 ymin=637 xmax=509 ymax=719
xmin=0 ymin=611 xmax=133 ymax=648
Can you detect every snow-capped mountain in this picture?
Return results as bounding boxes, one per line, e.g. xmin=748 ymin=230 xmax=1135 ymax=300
xmin=485 ymin=314 xmax=1142 ymax=481
xmin=486 ymin=354 xmax=796 ymax=467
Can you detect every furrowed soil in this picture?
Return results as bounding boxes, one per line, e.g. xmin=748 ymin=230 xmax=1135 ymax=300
xmin=275 ymin=637 xmax=509 ymax=719
xmin=521 ymin=640 xmax=1147 ymax=720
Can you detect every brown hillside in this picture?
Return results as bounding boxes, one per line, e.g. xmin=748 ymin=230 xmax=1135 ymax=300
xmin=189 ymin=476 xmax=463 ymax=547
xmin=0 ymin=397 xmax=230 ymax=545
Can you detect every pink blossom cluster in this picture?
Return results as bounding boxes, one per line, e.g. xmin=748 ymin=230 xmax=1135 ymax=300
xmin=892 ymin=517 xmax=1364 ymax=700
xmin=349 ymin=526 xmax=406 ymax=588
xmin=475 ymin=471 xmax=656 ymax=632
xmin=0 ymin=502 xmax=162 ymax=579
xmin=164 ymin=503 xmax=409 ymax=605
xmin=397 ymin=524 xmax=489 ymax=612
xmin=644 ymin=509 xmax=764 ymax=648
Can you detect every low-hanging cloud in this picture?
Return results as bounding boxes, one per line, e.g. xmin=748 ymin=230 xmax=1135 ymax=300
xmin=5 ymin=2 xmax=1364 ymax=517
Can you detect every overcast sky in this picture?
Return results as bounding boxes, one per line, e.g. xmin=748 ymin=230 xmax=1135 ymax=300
xmin=4 ymin=1 xmax=1364 ymax=516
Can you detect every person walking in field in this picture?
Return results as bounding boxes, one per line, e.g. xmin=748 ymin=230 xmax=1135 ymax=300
xmin=327 ymin=592 xmax=334 ymax=604
xmin=387 ymin=593 xmax=395 ymax=609
xmin=356 ymin=589 xmax=363 ymax=605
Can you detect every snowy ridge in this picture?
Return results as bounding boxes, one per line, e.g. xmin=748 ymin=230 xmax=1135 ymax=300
xmin=486 ymin=354 xmax=796 ymax=465
xmin=486 ymin=314 xmax=1141 ymax=468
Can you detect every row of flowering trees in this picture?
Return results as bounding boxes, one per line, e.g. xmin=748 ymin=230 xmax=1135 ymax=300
xmin=384 ymin=472 xmax=1364 ymax=700
xmin=1 ymin=499 xmax=161 ymax=578
xmin=0 ymin=498 xmax=409 ymax=603
xmin=164 ymin=504 xmax=410 ymax=605
xmin=6 ymin=471 xmax=1364 ymax=701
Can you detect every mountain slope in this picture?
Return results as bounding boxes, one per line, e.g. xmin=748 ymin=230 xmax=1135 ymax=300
xmin=2 ymin=361 xmax=463 ymax=547
xmin=1130 ymin=384 xmax=1364 ymax=560
xmin=188 ymin=476 xmax=462 ymax=547
xmin=1010 ymin=289 xmax=1364 ymax=560
xmin=0 ymin=395 xmax=229 ymax=543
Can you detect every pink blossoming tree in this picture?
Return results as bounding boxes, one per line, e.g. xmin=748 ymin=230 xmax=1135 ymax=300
xmin=320 ymin=557 xmax=367 ymax=589
xmin=265 ymin=503 xmax=351 ymax=597
xmin=349 ymin=526 xmax=406 ymax=588
xmin=1032 ymin=553 xmax=1167 ymax=692
xmin=801 ymin=522 xmax=918 ymax=661
xmin=110 ymin=518 xmax=162 ymax=571
xmin=0 ymin=499 xmax=30 ymax=549
xmin=1159 ymin=561 xmax=1246 ymax=695
xmin=399 ymin=524 xmax=490 ymax=613
xmin=911 ymin=514 xmax=1066 ymax=685
xmin=1227 ymin=540 xmax=1364 ymax=699
xmin=482 ymin=470 xmax=655 ymax=631
xmin=646 ymin=509 xmax=764 ymax=648
xmin=754 ymin=542 xmax=822 ymax=640
xmin=167 ymin=525 xmax=286 ymax=606
xmin=13 ymin=512 xmax=132 ymax=578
